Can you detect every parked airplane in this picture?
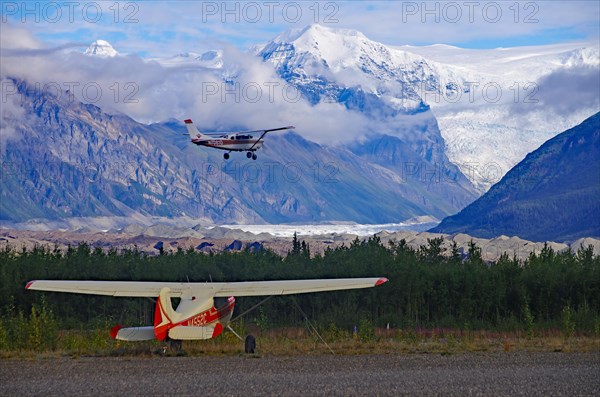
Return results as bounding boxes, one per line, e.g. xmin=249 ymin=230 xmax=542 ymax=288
xmin=184 ymin=119 xmax=294 ymax=160
xmin=26 ymin=277 xmax=387 ymax=346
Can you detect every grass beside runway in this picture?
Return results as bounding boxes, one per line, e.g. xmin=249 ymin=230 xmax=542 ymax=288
xmin=1 ymin=326 xmax=598 ymax=358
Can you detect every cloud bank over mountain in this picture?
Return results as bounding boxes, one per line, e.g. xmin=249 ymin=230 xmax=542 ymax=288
xmin=1 ymin=22 xmax=598 ymax=222
xmin=2 ymin=25 xmax=381 ymax=147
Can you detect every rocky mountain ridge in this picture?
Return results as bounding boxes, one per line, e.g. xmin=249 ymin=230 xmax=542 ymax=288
xmin=2 ymin=227 xmax=598 ymax=263
xmin=0 ymin=80 xmax=477 ymax=224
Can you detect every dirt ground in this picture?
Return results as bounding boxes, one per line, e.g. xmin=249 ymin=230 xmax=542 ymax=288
xmin=1 ymin=352 xmax=598 ymax=396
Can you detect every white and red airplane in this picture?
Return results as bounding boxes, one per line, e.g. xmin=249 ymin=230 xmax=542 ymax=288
xmin=184 ymin=119 xmax=294 ymax=160
xmin=26 ymin=277 xmax=387 ymax=344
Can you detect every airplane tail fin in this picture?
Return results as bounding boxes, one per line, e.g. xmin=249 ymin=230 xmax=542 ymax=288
xmin=183 ymin=119 xmax=206 ymax=138
xmin=153 ymin=287 xmax=179 ymax=341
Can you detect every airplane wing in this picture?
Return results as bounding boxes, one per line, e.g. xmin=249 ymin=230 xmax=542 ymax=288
xmin=26 ymin=280 xmax=187 ymax=297
xmin=216 ymin=126 xmax=295 ymax=135
xmin=26 ymin=278 xmax=387 ymax=298
xmin=187 ymin=126 xmax=295 ymax=137
xmin=211 ymin=278 xmax=386 ymax=297
xmin=182 ymin=118 xmax=293 ymax=138
xmin=249 ymin=125 xmax=295 ymax=151
xmin=183 ymin=133 xmax=225 ymax=137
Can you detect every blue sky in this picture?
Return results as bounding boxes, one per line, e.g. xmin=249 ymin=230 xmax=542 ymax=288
xmin=2 ymin=1 xmax=599 ymax=56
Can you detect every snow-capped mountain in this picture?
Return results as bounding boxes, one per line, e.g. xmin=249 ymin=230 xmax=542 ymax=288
xmin=84 ymin=40 xmax=118 ymax=57
xmin=257 ymin=24 xmax=477 ymax=202
xmin=258 ymin=25 xmax=599 ymax=191
xmin=260 ymin=24 xmax=437 ymax=113
xmin=257 ymin=24 xmax=497 ymax=118
xmin=399 ymin=42 xmax=598 ymax=79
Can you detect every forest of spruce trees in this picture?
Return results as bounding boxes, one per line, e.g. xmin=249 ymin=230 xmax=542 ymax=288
xmin=0 ymin=235 xmax=598 ymax=351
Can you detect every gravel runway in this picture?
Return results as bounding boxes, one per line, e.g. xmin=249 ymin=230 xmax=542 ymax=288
xmin=1 ymin=352 xmax=598 ymax=396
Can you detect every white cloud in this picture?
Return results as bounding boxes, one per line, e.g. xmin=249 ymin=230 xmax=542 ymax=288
xmin=512 ymin=65 xmax=600 ymax=117
xmin=0 ymin=77 xmax=27 ymax=151
xmin=0 ymin=23 xmax=41 ymax=50
xmin=0 ymin=23 xmax=375 ymax=146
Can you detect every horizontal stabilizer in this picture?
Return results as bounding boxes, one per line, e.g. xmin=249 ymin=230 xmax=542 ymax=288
xmin=168 ymin=324 xmax=222 ymax=340
xmin=111 ymin=325 xmax=155 ymax=341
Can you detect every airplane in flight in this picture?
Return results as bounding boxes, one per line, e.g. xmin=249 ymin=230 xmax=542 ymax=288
xmin=184 ymin=119 xmax=295 ymax=160
xmin=26 ymin=277 xmax=388 ymax=349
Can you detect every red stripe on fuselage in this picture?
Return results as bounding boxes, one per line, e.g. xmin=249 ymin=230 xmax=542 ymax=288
xmin=191 ymin=139 xmax=261 ymax=148
xmin=153 ymin=297 xmax=235 ymax=340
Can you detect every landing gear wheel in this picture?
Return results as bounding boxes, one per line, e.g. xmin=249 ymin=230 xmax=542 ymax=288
xmin=223 ymin=153 xmax=230 ymax=160
xmin=245 ymin=335 xmax=256 ymax=354
xmin=252 ymin=154 xmax=257 ymax=160
xmin=246 ymin=151 xmax=252 ymax=159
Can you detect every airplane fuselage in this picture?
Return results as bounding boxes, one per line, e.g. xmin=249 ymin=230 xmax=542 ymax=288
xmin=191 ymin=136 xmax=264 ymax=152
xmin=154 ymin=295 xmax=236 ymax=341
